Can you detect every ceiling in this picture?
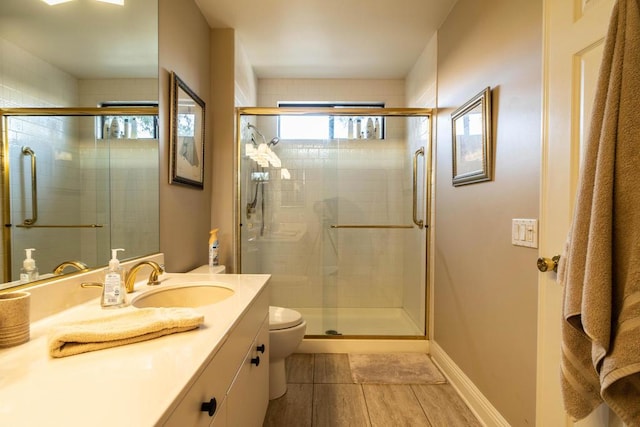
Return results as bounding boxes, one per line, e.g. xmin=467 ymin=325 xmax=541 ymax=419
xmin=0 ymin=0 xmax=157 ymax=79
xmin=0 ymin=0 xmax=457 ymax=80
xmin=195 ymin=0 xmax=458 ymax=79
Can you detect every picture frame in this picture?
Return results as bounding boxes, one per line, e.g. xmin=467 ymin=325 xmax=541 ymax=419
xmin=451 ymin=87 xmax=492 ymax=186
xmin=169 ymin=72 xmax=205 ymax=189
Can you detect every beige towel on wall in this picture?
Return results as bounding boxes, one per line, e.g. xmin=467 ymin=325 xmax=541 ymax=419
xmin=48 ymin=307 xmax=204 ymax=358
xmin=559 ymin=0 xmax=640 ymax=424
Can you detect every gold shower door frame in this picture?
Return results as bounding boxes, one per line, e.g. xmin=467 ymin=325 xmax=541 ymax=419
xmin=235 ymin=107 xmax=432 ymax=340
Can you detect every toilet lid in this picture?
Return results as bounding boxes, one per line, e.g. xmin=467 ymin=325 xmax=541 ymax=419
xmin=269 ymin=306 xmax=303 ymax=330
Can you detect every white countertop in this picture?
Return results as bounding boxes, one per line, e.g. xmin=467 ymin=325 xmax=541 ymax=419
xmin=0 ymin=273 xmax=270 ymax=427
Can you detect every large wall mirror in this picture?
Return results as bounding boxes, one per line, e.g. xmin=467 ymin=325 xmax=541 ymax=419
xmin=0 ymin=0 xmax=159 ymax=288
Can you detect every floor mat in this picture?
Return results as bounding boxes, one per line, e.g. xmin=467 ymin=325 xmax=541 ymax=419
xmin=348 ymin=353 xmax=447 ymax=384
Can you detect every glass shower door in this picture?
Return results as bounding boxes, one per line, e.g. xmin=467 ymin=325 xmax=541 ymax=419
xmin=318 ymin=115 xmax=427 ymax=336
xmin=238 ymin=110 xmax=430 ymax=338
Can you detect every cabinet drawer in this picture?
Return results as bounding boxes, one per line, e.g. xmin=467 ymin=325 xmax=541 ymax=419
xmin=163 ymin=289 xmax=268 ymax=426
xmin=227 ymin=317 xmax=269 ymax=427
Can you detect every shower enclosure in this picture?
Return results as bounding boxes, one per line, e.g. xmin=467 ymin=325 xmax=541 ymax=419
xmin=0 ymin=107 xmax=159 ymax=284
xmin=237 ymin=107 xmax=431 ymax=338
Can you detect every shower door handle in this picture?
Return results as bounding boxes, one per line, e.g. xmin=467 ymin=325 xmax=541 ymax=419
xmin=412 ymin=147 xmax=424 ymax=229
xmin=22 ymin=146 xmax=38 ymax=226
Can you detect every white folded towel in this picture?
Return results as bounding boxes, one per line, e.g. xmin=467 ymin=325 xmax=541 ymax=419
xmin=48 ymin=307 xmax=204 ymax=358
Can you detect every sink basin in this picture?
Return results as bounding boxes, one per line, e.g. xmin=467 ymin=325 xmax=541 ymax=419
xmin=131 ymin=283 xmax=234 ymax=308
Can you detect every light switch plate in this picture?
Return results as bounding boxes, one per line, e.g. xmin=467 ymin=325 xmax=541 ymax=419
xmin=512 ymin=219 xmax=538 ymax=248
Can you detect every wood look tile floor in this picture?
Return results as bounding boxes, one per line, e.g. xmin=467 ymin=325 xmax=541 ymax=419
xmin=263 ymin=353 xmax=482 ymax=427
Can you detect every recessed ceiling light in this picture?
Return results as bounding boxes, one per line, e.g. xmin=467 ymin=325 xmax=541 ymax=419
xmin=97 ymin=0 xmax=125 ymax=5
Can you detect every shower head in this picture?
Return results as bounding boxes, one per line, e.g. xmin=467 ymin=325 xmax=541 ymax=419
xmin=248 ymin=123 xmax=279 ymax=147
xmin=247 ymin=123 xmax=266 ymax=145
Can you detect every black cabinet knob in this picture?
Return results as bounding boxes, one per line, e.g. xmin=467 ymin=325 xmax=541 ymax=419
xmin=256 ymin=344 xmax=265 ymax=354
xmin=251 ymin=356 xmax=260 ymax=366
xmin=200 ymin=398 xmax=217 ymax=417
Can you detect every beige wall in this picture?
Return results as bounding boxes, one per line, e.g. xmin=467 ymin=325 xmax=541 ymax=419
xmin=157 ymin=1 xmax=543 ymax=422
xmin=210 ymin=29 xmax=237 ymax=271
xmin=257 ymin=78 xmax=405 ymax=107
xmin=158 ymin=0 xmax=212 ymax=272
xmin=406 ymin=34 xmax=438 ymax=108
xmin=234 ymin=39 xmax=258 ymax=107
xmin=434 ymin=0 xmax=542 ymax=424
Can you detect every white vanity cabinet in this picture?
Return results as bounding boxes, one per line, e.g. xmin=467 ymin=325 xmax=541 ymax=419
xmin=227 ymin=317 xmax=269 ymax=426
xmin=163 ymin=290 xmax=269 ymax=427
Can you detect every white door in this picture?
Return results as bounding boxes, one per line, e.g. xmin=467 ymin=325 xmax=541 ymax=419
xmin=537 ymin=0 xmax=616 ymax=426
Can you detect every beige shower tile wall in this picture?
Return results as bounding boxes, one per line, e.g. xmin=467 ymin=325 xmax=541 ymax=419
xmin=0 ymin=38 xmax=78 ymax=108
xmin=402 ymin=116 xmax=429 ymax=331
xmin=79 ymin=138 xmax=159 ymax=267
xmin=264 ymin=138 xmax=408 ymax=309
xmin=7 ymin=115 xmax=85 ymax=275
xmin=0 ymin=37 xmax=79 ymax=281
xmin=256 ymin=78 xmax=409 ymax=310
xmin=76 ymin=78 xmax=159 ymax=265
xmin=0 ymin=37 xmax=159 ymax=279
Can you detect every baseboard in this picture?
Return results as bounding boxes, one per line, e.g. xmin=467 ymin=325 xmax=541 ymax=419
xmin=297 ymin=338 xmax=429 ymax=354
xmin=430 ymin=341 xmax=510 ymax=427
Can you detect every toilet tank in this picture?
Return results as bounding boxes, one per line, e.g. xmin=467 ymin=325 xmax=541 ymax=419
xmin=187 ymin=265 xmax=226 ymax=274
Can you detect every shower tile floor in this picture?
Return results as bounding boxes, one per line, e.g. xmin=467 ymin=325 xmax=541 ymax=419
xmin=293 ymin=307 xmax=424 ymax=336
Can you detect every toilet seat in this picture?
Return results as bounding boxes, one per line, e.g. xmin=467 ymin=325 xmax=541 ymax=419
xmin=269 ymin=306 xmax=303 ymax=330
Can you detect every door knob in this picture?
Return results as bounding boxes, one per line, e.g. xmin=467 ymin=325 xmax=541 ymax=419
xmin=537 ymin=255 xmax=561 ymax=272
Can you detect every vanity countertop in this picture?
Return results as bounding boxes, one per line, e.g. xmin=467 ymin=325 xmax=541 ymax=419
xmin=0 ymin=273 xmax=270 ymax=427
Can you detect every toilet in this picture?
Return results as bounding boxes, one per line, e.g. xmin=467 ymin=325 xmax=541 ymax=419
xmin=269 ymin=306 xmax=306 ymax=400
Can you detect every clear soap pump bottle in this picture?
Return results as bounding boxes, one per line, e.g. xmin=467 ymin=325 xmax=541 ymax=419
xmin=20 ymin=248 xmax=39 ymax=284
xmin=101 ymin=248 xmax=126 ymax=308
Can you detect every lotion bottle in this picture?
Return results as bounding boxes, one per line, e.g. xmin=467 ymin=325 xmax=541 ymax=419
xmin=124 ymin=118 xmax=131 ymax=138
xmin=110 ymin=117 xmax=120 ymax=138
xmin=101 ymin=248 xmax=126 ymax=309
xmin=130 ymin=118 xmax=138 ymax=139
xmin=209 ymin=229 xmax=220 ymax=267
xmin=19 ymin=248 xmax=39 ymax=284
xmin=366 ymin=118 xmax=374 ymax=139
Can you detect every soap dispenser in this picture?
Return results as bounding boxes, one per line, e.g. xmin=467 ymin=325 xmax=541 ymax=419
xmin=101 ymin=248 xmax=126 ymax=309
xmin=19 ymin=248 xmax=39 ymax=284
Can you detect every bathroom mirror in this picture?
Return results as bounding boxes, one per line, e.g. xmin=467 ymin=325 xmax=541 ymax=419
xmin=0 ymin=0 xmax=159 ymax=287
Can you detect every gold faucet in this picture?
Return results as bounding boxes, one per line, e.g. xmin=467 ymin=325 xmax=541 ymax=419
xmin=124 ymin=260 xmax=164 ymax=293
xmin=53 ymin=260 xmax=89 ymax=275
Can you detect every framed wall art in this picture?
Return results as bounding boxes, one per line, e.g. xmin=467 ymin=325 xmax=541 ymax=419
xmin=451 ymin=87 xmax=492 ymax=186
xmin=169 ymin=72 xmax=205 ymax=189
